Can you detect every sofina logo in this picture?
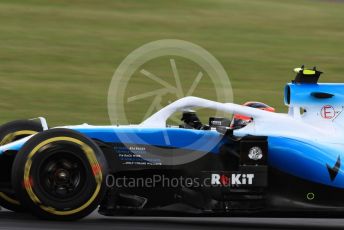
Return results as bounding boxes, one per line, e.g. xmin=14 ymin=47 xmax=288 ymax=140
xmin=211 ymin=174 xmax=255 ymax=186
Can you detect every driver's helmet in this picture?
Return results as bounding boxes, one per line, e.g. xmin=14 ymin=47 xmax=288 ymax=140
xmin=230 ymin=101 xmax=275 ymax=129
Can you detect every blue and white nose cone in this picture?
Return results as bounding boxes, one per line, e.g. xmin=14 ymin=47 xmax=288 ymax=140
xmin=0 ymin=136 xmax=31 ymax=155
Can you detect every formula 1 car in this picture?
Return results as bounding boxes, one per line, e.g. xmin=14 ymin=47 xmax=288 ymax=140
xmin=0 ymin=66 xmax=343 ymax=220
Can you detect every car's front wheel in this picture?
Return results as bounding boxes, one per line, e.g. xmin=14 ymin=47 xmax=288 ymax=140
xmin=12 ymin=128 xmax=108 ymax=220
xmin=0 ymin=120 xmax=44 ymax=212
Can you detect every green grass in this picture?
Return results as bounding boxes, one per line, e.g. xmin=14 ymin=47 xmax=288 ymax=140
xmin=1 ymin=0 xmax=344 ymax=126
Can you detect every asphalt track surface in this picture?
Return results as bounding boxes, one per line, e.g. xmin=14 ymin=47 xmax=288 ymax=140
xmin=1 ymin=210 xmax=344 ymax=230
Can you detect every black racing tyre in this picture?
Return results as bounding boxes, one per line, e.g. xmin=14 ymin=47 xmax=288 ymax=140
xmin=0 ymin=120 xmax=44 ymax=212
xmin=12 ymin=128 xmax=108 ymax=220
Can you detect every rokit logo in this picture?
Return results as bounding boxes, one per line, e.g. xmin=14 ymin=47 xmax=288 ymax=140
xmin=211 ymin=174 xmax=255 ymax=186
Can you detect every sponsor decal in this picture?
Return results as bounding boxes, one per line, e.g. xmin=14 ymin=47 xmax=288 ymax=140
xmin=326 ymin=155 xmax=341 ymax=181
xmin=211 ymin=120 xmax=223 ymax=126
xmin=321 ymin=105 xmax=335 ymax=119
xmin=248 ymin=146 xmax=263 ymax=161
xmin=211 ymin=173 xmax=255 ymax=186
xmin=306 ymin=192 xmax=315 ymax=201
xmin=114 ymin=144 xmax=162 ymax=166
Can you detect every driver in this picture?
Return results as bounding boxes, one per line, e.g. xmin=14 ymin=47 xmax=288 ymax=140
xmin=230 ymin=101 xmax=275 ymax=129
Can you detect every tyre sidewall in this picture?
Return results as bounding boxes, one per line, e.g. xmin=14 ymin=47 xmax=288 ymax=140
xmin=0 ymin=120 xmax=44 ymax=212
xmin=12 ymin=128 xmax=108 ymax=220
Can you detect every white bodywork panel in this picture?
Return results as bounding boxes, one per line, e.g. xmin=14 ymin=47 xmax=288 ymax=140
xmin=140 ymin=96 xmax=344 ymax=145
xmin=1 ymin=96 xmax=343 ymax=154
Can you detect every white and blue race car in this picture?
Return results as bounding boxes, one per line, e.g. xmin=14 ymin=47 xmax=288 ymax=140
xmin=0 ymin=67 xmax=343 ymax=220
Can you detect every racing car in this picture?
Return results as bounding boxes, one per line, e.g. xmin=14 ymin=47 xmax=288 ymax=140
xmin=0 ymin=66 xmax=343 ymax=220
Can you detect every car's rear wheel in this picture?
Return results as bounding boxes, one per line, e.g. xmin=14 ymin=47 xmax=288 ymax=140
xmin=12 ymin=128 xmax=108 ymax=220
xmin=0 ymin=120 xmax=44 ymax=212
